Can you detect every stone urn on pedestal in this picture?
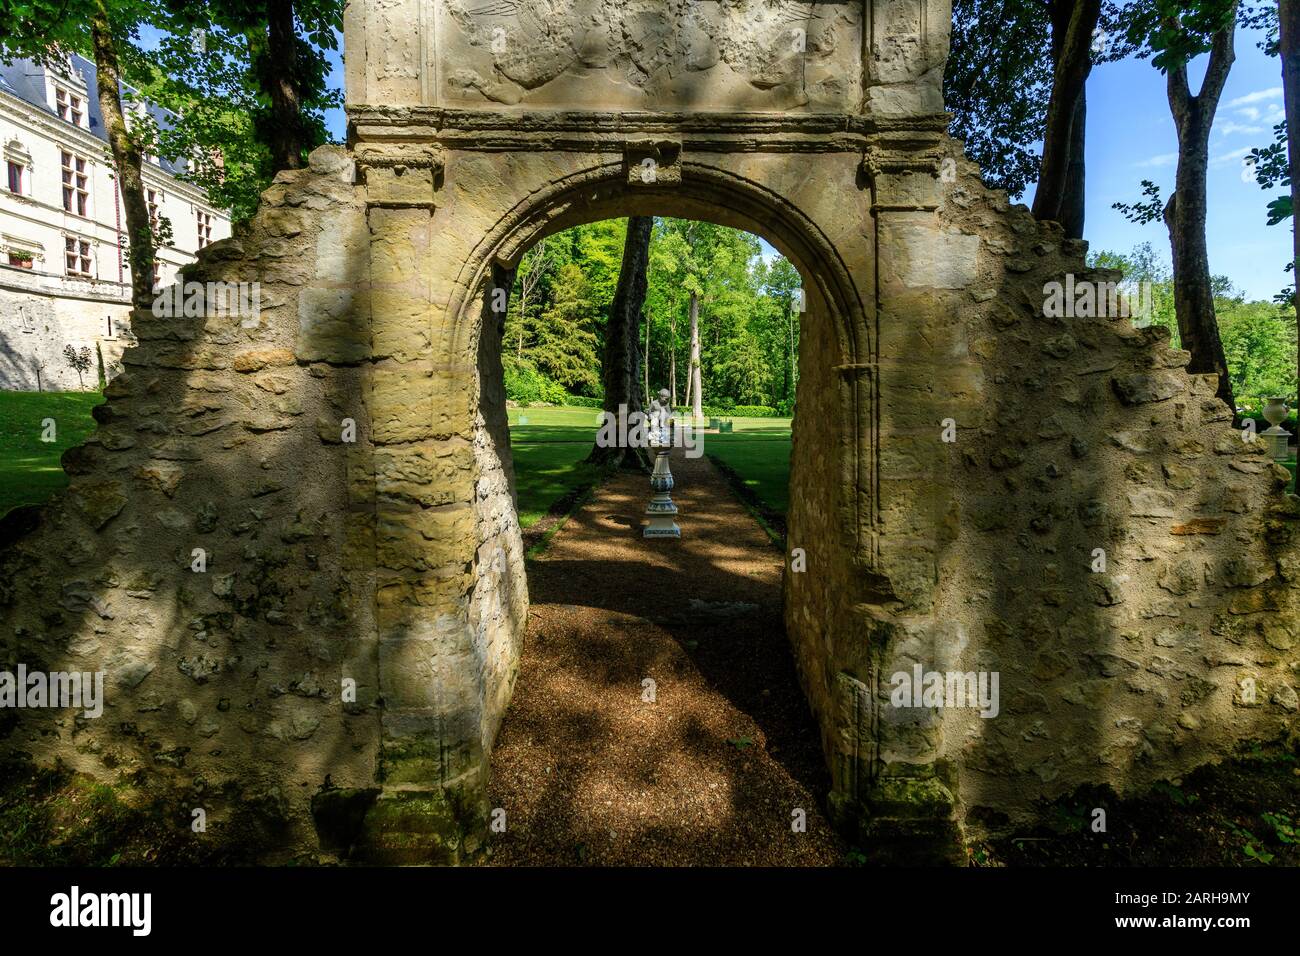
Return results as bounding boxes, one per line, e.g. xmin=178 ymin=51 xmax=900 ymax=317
xmin=1261 ymin=397 xmax=1292 ymax=462
xmin=644 ymin=388 xmax=681 ymax=538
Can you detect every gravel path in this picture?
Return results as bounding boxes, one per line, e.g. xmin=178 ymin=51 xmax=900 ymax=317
xmin=481 ymin=450 xmax=846 ymax=866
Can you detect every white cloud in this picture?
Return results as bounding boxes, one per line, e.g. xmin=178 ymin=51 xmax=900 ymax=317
xmin=1210 ymin=145 xmax=1252 ymax=168
xmin=1218 ymin=121 xmax=1264 ymax=137
xmin=1228 ymin=87 xmax=1282 ymax=108
xmin=1235 ymin=101 xmax=1284 ymax=125
xmin=1136 ymin=152 xmax=1178 ymax=168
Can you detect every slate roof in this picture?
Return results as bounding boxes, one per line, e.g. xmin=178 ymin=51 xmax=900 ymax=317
xmin=0 ymin=51 xmax=190 ymax=179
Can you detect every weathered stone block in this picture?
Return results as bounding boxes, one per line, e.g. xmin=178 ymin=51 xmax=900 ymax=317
xmin=297 ymin=286 xmax=370 ymax=363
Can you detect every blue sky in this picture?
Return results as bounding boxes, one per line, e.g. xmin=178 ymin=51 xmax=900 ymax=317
xmin=1057 ymin=24 xmax=1291 ymax=302
xmin=318 ymin=26 xmax=1291 ymax=303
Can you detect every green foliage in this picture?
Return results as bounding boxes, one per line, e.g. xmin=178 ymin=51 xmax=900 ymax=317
xmin=1123 ymin=0 xmax=1239 ymax=72
xmin=1113 ymin=179 xmax=1166 ymax=225
xmin=644 ymin=218 xmax=794 ymax=410
xmin=503 ymin=356 xmax=568 ymax=406
xmin=143 ymin=1 xmax=346 ymax=222
xmin=945 ymin=0 xmax=1133 ymax=198
xmin=945 ymin=0 xmax=1052 ymax=198
xmin=0 ymin=1 xmax=343 ymax=226
xmin=1231 ymin=823 xmax=1276 ymax=864
xmin=504 ymin=222 xmax=623 ymax=399
xmin=532 ymin=262 xmax=602 ymax=395
xmin=1218 ymin=296 xmax=1299 ymax=404
xmin=505 ymin=217 xmax=801 ymax=412
xmin=1091 ymin=244 xmax=1297 ymax=406
xmin=1261 ymin=811 xmax=1298 ymax=845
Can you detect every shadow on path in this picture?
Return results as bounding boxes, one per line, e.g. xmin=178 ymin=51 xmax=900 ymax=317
xmin=481 ymin=450 xmax=844 ymax=866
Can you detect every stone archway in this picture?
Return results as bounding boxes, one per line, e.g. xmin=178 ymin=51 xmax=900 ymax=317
xmin=1 ymin=0 xmax=1297 ymax=865
xmin=352 ymin=117 xmax=888 ymax=860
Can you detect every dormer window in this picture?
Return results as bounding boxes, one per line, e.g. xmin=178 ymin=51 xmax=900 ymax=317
xmin=55 ymin=86 xmax=85 ymax=128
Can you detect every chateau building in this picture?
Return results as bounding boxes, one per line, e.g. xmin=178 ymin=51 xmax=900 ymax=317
xmin=0 ymin=52 xmax=231 ymax=390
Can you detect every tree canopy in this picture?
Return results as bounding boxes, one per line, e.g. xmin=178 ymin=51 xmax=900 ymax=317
xmin=503 ymin=218 xmax=802 ymax=414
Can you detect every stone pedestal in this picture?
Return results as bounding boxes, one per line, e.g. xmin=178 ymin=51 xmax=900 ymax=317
xmin=644 ymin=449 xmax=681 ymax=538
xmin=1262 ymin=397 xmax=1291 ymax=461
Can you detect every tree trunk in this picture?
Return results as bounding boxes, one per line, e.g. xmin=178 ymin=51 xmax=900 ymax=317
xmin=788 ymin=301 xmax=797 ymax=403
xmin=1060 ymin=87 xmax=1088 ymax=239
xmin=1033 ymin=0 xmax=1100 ymax=228
xmin=644 ymin=303 xmax=651 ymax=407
xmin=683 ymin=365 xmax=692 ymax=412
xmin=668 ymin=301 xmax=679 ymax=406
xmin=1280 ymin=0 xmax=1300 ymax=400
xmin=783 ymin=302 xmax=793 ymax=403
xmin=1164 ymin=23 xmax=1237 ymax=412
xmin=689 ymin=292 xmax=703 ymax=420
xmin=588 ymin=215 xmax=653 ymax=469
xmin=265 ymin=0 xmax=305 ymax=171
xmin=91 ymin=2 xmax=153 ymax=313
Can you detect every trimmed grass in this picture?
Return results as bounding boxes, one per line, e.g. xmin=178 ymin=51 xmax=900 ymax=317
xmin=0 ymin=396 xmax=792 ymax=534
xmin=507 ymin=406 xmax=795 ymax=528
xmin=0 ymin=391 xmax=102 ymax=518
xmin=508 ymin=405 xmax=603 ymax=528
xmin=704 ymin=416 xmax=792 ymax=516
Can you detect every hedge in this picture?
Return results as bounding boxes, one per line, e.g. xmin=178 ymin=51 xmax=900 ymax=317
xmin=674 ymin=404 xmax=779 ymax=418
xmin=504 ymin=358 xmax=570 ymax=406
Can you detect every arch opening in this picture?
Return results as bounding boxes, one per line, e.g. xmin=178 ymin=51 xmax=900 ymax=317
xmin=416 ymin=146 xmax=884 ymax=864
xmin=464 ymin=206 xmax=851 ymax=863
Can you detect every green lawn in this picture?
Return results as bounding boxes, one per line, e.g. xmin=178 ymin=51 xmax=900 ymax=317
xmin=508 ymin=405 xmax=604 ymax=527
xmin=507 ymin=406 xmax=795 ymax=526
xmin=0 ymin=391 xmax=102 ymax=518
xmin=0 ymin=396 xmax=792 ymax=532
xmin=703 ymin=417 xmax=792 ymax=515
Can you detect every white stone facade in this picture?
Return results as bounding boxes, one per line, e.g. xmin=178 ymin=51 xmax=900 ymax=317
xmin=0 ymin=55 xmax=230 ymax=391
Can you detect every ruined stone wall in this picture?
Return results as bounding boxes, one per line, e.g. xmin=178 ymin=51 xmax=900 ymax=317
xmin=0 ymin=147 xmax=381 ymax=860
xmin=810 ymin=144 xmax=1300 ymax=858
xmin=935 ymin=157 xmax=1300 ymax=833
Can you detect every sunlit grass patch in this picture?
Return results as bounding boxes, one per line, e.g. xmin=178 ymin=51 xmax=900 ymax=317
xmin=0 ymin=391 xmax=102 ymax=518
